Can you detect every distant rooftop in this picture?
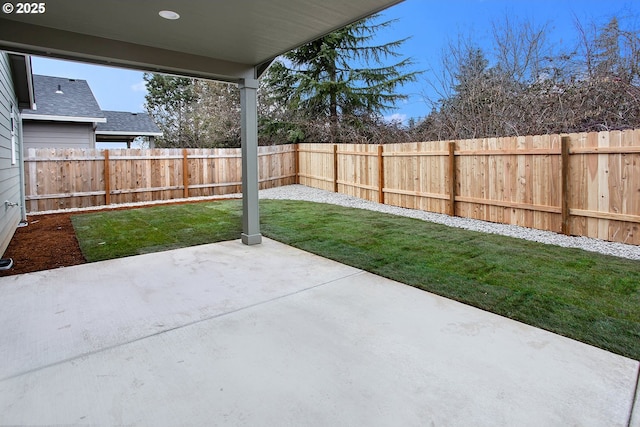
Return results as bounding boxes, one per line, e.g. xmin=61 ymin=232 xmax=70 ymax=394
xmin=21 ymin=75 xmax=105 ymax=122
xmin=20 ymin=75 xmax=162 ymax=141
xmin=96 ymin=111 xmax=161 ymax=136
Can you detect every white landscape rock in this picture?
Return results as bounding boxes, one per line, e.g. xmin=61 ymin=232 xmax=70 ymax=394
xmin=258 ymin=185 xmax=640 ymax=261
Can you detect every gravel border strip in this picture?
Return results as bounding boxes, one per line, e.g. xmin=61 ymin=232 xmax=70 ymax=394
xmin=259 ymin=185 xmax=640 ymax=261
xmin=32 ymin=184 xmax=640 ymax=261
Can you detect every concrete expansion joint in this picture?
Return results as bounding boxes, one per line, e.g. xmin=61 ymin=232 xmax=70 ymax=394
xmin=313 ymin=269 xmax=365 ymax=287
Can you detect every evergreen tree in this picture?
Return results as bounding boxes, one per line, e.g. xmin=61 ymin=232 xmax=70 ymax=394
xmin=263 ymin=13 xmax=418 ymax=142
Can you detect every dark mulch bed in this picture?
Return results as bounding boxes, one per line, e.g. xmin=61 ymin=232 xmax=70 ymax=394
xmin=0 ymin=212 xmax=85 ymax=276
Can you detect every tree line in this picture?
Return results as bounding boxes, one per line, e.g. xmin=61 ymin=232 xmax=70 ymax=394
xmin=418 ymin=15 xmax=640 ymax=141
xmin=145 ymin=13 xmax=640 ymax=147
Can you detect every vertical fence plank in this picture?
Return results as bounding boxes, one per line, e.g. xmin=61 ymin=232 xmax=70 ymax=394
xmin=377 ymin=145 xmax=384 ymax=204
xmin=597 ymin=132 xmax=610 ymax=240
xmin=104 ymin=150 xmax=111 ymax=206
xmin=294 ymin=144 xmax=299 ymax=184
xmin=561 ymin=136 xmax=570 ymax=235
xmin=182 ymin=148 xmax=189 ymax=198
xmin=448 ymin=141 xmax=456 ymax=217
xmin=333 ymin=144 xmax=338 ymax=193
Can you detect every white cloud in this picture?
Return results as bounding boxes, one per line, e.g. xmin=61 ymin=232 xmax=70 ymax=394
xmin=131 ymin=81 xmax=147 ymax=92
xmin=384 ymin=113 xmax=407 ymax=124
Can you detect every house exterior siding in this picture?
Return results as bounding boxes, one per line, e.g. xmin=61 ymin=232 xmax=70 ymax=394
xmin=23 ymin=121 xmax=95 ymax=151
xmin=0 ymin=53 xmax=24 ymax=255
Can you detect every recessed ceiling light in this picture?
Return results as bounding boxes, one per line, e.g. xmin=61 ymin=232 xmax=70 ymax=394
xmin=159 ymin=10 xmax=180 ymax=20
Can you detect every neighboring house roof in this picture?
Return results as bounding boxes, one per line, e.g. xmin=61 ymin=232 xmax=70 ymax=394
xmin=19 ymin=74 xmax=161 ymax=141
xmin=21 ymin=75 xmax=106 ymax=123
xmin=96 ymin=111 xmax=162 ymax=137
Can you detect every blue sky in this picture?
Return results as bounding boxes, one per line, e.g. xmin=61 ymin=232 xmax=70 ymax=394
xmin=31 ymin=0 xmax=639 ymax=124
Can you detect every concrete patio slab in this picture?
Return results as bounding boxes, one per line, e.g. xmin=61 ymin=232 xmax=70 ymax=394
xmin=0 ymin=238 xmax=638 ymax=426
xmin=0 ymin=238 xmax=359 ymax=380
xmin=631 ymin=376 xmax=640 ymax=427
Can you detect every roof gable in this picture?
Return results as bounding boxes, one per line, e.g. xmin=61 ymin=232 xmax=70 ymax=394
xmin=21 ymin=74 xmax=105 ymax=122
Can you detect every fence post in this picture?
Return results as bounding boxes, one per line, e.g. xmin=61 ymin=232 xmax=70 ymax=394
xmin=378 ymin=145 xmax=385 ymax=204
xmin=561 ymin=136 xmax=570 ymax=235
xmin=103 ymin=149 xmax=111 ymax=205
xmin=333 ymin=144 xmax=338 ymax=193
xmin=448 ymin=141 xmax=456 ymax=217
xmin=182 ymin=148 xmax=189 ymax=198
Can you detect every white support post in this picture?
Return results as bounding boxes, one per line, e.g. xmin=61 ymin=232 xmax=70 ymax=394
xmin=239 ymin=77 xmax=262 ymax=245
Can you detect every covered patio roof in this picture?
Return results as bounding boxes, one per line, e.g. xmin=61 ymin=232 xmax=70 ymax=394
xmin=0 ymin=0 xmax=403 ymax=244
xmin=0 ymin=0 xmax=402 ymax=81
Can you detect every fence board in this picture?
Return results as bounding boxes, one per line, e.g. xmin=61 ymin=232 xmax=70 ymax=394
xmin=335 ymin=144 xmax=379 ymax=201
xmin=384 ymin=141 xmax=450 ymax=214
xmin=450 ymin=135 xmax=563 ymax=231
xmin=257 ymin=145 xmax=296 ymax=190
xmin=567 ymin=130 xmax=640 ymax=244
xmin=297 ymin=143 xmax=334 ymax=191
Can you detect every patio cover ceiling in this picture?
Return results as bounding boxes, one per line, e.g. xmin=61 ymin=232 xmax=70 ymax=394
xmin=0 ymin=0 xmax=402 ymax=81
xmin=0 ymin=0 xmax=403 ymax=246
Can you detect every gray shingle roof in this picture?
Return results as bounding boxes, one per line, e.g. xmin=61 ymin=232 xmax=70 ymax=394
xmin=21 ymin=75 xmax=105 ymax=121
xmin=96 ymin=111 xmax=161 ymax=135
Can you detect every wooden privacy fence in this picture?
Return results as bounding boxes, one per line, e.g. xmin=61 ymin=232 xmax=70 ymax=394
xmin=298 ymin=129 xmax=640 ymax=246
xmin=24 ymin=145 xmax=296 ymax=212
xmin=24 ymin=130 xmax=640 ymax=245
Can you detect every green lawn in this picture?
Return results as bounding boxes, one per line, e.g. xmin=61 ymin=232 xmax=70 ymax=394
xmin=71 ymin=201 xmax=242 ymax=261
xmin=71 ymin=199 xmax=640 ymax=360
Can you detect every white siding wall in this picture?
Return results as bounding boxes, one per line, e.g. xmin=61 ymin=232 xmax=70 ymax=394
xmin=0 ymin=53 xmax=23 ymax=255
xmin=23 ymin=121 xmax=95 ymax=151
